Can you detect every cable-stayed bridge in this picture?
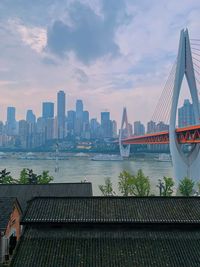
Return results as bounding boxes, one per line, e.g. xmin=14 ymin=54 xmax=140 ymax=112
xmin=120 ymin=29 xmax=200 ymax=180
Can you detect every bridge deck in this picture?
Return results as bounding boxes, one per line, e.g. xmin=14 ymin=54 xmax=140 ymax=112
xmin=122 ymin=125 xmax=200 ymax=145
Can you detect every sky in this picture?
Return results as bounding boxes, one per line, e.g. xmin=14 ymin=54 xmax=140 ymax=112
xmin=0 ymin=0 xmax=200 ymax=125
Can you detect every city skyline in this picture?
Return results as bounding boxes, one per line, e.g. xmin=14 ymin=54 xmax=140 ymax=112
xmin=1 ymin=1 xmax=200 ymax=124
xmin=0 ymin=91 xmax=196 ymax=149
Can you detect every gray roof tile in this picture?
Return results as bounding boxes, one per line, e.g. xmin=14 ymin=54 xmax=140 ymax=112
xmin=10 ymin=226 xmax=200 ymax=267
xmin=22 ymin=196 xmax=200 ymax=224
xmin=0 ymin=183 xmax=92 ymax=212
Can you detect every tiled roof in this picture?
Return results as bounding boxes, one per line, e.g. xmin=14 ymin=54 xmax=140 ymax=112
xmin=10 ymin=226 xmax=200 ymax=267
xmin=0 ymin=197 xmax=18 ymax=230
xmin=0 ymin=183 xmax=92 ymax=212
xmin=22 ymin=196 xmax=200 ymax=224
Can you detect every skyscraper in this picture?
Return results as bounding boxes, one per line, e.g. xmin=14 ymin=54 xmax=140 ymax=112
xmin=101 ymin=112 xmax=112 ymax=138
xmin=75 ymin=100 xmax=83 ymax=136
xmin=67 ymin=110 xmax=76 ymax=137
xmin=90 ymin=118 xmax=100 ymax=138
xmin=42 ymin=102 xmax=54 ymax=119
xmin=147 ymin=120 xmax=156 ymax=134
xmin=7 ymin=107 xmax=16 ymax=124
xmin=76 ymin=100 xmax=83 ymax=119
xmin=178 ymin=99 xmax=195 ymax=128
xmin=57 ymin=91 xmax=66 ymax=139
xmin=6 ymin=107 xmax=16 ymax=135
xmin=26 ymin=110 xmax=36 ymax=124
xmin=134 ymin=121 xmax=145 ymax=136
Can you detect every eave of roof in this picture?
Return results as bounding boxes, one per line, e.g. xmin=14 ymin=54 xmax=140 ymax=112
xmin=22 ymin=196 xmax=200 ymax=225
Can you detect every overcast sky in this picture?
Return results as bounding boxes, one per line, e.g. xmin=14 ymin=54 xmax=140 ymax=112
xmin=0 ymin=0 xmax=200 ymax=125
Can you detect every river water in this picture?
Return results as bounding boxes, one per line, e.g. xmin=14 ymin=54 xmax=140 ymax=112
xmin=0 ymin=153 xmax=173 ymax=195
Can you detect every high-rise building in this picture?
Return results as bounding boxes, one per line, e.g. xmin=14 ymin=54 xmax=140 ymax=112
xmin=128 ymin=123 xmax=133 ymax=136
xmin=6 ymin=107 xmax=16 ymax=135
xmin=57 ymin=91 xmax=66 ymax=139
xmin=82 ymin=110 xmax=90 ymax=139
xmin=178 ymin=99 xmax=195 ymax=128
xmin=7 ymin=107 xmax=16 ymax=124
xmin=18 ymin=120 xmax=28 ymax=148
xmin=134 ymin=121 xmax=145 ymax=136
xmin=90 ymin=118 xmax=100 ymax=139
xmin=101 ymin=112 xmax=112 ymax=138
xmin=147 ymin=120 xmax=156 ymax=134
xmin=112 ymin=120 xmax=117 ymax=138
xmin=76 ymin=100 xmax=83 ymax=119
xmin=156 ymin=121 xmax=169 ymax=132
xmin=42 ymin=102 xmax=54 ymax=119
xmin=0 ymin=122 xmax=3 ymax=135
xmin=67 ymin=110 xmax=76 ymax=137
xmin=26 ymin=110 xmax=36 ymax=124
xmin=45 ymin=118 xmax=54 ymax=141
xmin=75 ymin=100 xmax=83 ymax=136
xmin=83 ymin=111 xmax=89 ymax=124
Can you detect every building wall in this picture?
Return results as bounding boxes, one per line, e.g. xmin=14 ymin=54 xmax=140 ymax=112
xmin=5 ymin=204 xmax=21 ymax=241
xmin=0 ymin=204 xmax=21 ymax=263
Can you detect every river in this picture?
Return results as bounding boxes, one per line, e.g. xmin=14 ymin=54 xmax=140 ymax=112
xmin=0 ymin=153 xmax=173 ymax=195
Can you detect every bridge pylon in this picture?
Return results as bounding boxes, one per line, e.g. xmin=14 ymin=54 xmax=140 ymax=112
xmin=119 ymin=107 xmax=131 ymax=158
xmin=170 ymin=29 xmax=200 ymax=181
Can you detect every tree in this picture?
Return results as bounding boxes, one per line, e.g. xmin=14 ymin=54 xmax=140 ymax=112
xmin=157 ymin=176 xmax=174 ymax=196
xmin=197 ymin=182 xmax=200 ymax=196
xmin=37 ymin=171 xmax=54 ymax=184
xmin=118 ymin=170 xmax=133 ymax=196
xmin=99 ymin=177 xmax=114 ymax=196
xmin=0 ymin=169 xmax=15 ymax=184
xmin=18 ymin=169 xmax=53 ymax=184
xmin=18 ymin=168 xmax=29 ymax=184
xmin=178 ymin=177 xmax=195 ymax=196
xmin=130 ymin=169 xmax=150 ymax=196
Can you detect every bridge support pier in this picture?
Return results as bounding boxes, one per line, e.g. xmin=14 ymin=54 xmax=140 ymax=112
xmin=119 ymin=107 xmax=130 ymax=158
xmin=170 ymin=29 xmax=200 ymax=181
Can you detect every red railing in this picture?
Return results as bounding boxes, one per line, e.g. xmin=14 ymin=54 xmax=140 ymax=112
xmin=122 ymin=125 xmax=200 ymax=145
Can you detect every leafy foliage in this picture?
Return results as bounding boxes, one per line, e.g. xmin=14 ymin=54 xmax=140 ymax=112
xmin=118 ymin=169 xmax=151 ymax=196
xmin=157 ymin=176 xmax=174 ymax=196
xmin=178 ymin=177 xmax=195 ymax=196
xmin=130 ymin=169 xmax=150 ymax=196
xmin=0 ymin=169 xmax=16 ymax=184
xmin=98 ymin=177 xmax=114 ymax=196
xmin=18 ymin=168 xmax=29 ymax=184
xmin=118 ymin=170 xmax=133 ymax=196
xmin=0 ymin=168 xmax=54 ymax=185
xmin=37 ymin=171 xmax=54 ymax=184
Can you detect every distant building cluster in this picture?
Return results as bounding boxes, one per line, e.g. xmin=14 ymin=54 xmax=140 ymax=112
xmin=0 ymin=91 xmax=117 ymax=149
xmin=0 ymin=97 xmax=197 ymax=150
xmin=130 ymin=98 xmax=197 ymax=137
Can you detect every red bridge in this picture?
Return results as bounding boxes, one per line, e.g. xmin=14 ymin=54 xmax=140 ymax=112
xmin=122 ymin=125 xmax=200 ymax=145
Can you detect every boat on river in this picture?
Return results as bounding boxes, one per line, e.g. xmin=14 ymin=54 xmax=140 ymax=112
xmin=91 ymin=154 xmax=123 ymax=161
xmin=157 ymin=153 xmax=171 ymax=162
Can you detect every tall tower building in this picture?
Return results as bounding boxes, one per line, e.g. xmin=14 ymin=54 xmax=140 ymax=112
xmin=147 ymin=120 xmax=156 ymax=134
xmin=101 ymin=112 xmax=112 ymax=138
xmin=134 ymin=121 xmax=145 ymax=136
xmin=75 ymin=100 xmax=83 ymax=136
xmin=6 ymin=107 xmax=16 ymax=135
xmin=57 ymin=91 xmax=66 ymax=139
xmin=26 ymin=110 xmax=36 ymax=124
xmin=178 ymin=99 xmax=195 ymax=128
xmin=76 ymin=100 xmax=83 ymax=119
xmin=42 ymin=102 xmax=54 ymax=119
xmin=67 ymin=110 xmax=76 ymax=137
xmin=7 ymin=107 xmax=16 ymax=124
